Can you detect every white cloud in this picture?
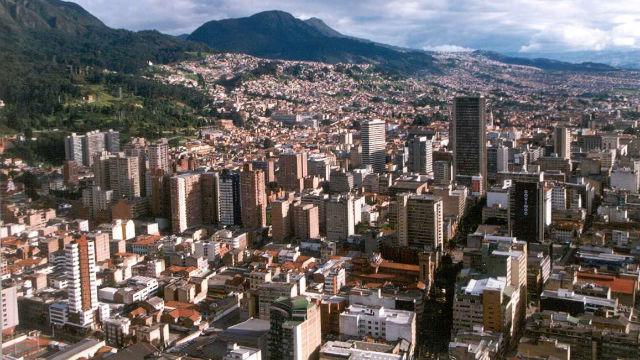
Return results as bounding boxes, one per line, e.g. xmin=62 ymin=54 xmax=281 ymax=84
xmin=69 ymin=0 xmax=640 ymax=53
xmin=423 ymin=44 xmax=474 ymax=52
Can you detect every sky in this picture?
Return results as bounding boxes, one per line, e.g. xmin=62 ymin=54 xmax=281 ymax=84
xmin=71 ymin=0 xmax=640 ymax=54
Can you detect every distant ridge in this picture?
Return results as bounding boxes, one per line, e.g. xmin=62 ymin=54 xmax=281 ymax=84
xmin=474 ymin=50 xmax=616 ymax=72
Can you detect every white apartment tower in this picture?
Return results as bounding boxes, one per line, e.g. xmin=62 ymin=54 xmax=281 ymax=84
xmin=361 ymin=119 xmax=386 ymax=173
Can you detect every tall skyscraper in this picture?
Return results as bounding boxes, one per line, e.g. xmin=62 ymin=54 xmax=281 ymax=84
xmin=201 ymin=172 xmax=220 ymax=226
xmin=241 ymin=163 xmax=267 ymax=230
xmin=407 ymin=136 xmax=433 ymax=175
xmin=293 ymin=203 xmax=320 ymax=240
xmin=109 ymin=153 xmax=141 ymax=199
xmin=278 ymin=152 xmax=308 ymax=192
xmin=170 ymin=173 xmax=202 ymax=233
xmin=268 ymin=296 xmax=322 ymax=360
xmin=66 ymin=236 xmax=98 ymax=327
xmin=148 ymin=138 xmax=171 ymax=174
xmin=397 ymin=194 xmax=444 ymax=251
xmin=361 ymin=119 xmax=386 ymax=173
xmin=326 ymin=195 xmax=355 ymax=241
xmin=452 ymin=96 xmax=487 ymax=187
xmin=509 ymin=174 xmax=548 ymax=243
xmin=219 ymin=170 xmax=242 ymax=226
xmin=554 ymin=127 xmax=571 ymax=160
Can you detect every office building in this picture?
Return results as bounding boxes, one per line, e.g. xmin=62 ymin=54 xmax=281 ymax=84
xmin=201 ymin=172 xmax=221 ymax=226
xmin=219 ymin=170 xmax=242 ymax=226
xmin=407 ymin=136 xmax=433 ymax=175
xmin=1 ymin=282 xmax=19 ymax=335
xmin=554 ymin=127 xmax=571 ymax=160
xmin=509 ymin=175 xmax=549 ymax=243
xmin=452 ymin=277 xmax=514 ymax=336
xmin=326 ymin=195 xmax=355 ymax=241
xmin=268 ymin=296 xmax=322 ymax=360
xmin=170 ymin=173 xmax=202 ymax=233
xmin=339 ymin=304 xmax=416 ymax=346
xmin=241 ymin=163 xmax=267 ymax=229
xmin=397 ymin=194 xmax=444 ymax=251
xmin=361 ymin=119 xmax=387 ymax=173
xmin=434 ymin=160 xmax=452 ymax=186
xmin=487 ymin=146 xmax=509 ymax=181
xmin=451 ymin=96 xmax=487 ymax=187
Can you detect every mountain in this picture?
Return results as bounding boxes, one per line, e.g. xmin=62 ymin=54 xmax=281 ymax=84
xmin=505 ymin=50 xmax=640 ymax=70
xmin=0 ymin=0 xmax=208 ymax=134
xmin=474 ymin=50 xmax=616 ymax=72
xmin=187 ymin=10 xmax=437 ymax=73
xmin=303 ymin=17 xmax=344 ymax=38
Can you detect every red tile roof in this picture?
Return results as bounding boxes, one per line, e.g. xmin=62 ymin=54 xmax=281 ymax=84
xmin=577 ymin=272 xmax=636 ymax=295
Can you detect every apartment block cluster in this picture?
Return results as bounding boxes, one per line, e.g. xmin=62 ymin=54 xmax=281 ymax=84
xmin=2 ymin=92 xmax=640 ymax=360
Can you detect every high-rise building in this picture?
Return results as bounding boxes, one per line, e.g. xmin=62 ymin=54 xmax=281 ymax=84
xmin=293 ymin=203 xmax=320 ymax=240
xmin=326 ymin=195 xmax=355 ymax=241
xmin=434 ymin=160 xmax=452 ymax=186
xmin=87 ymin=232 xmax=111 ymax=263
xmin=150 ymin=170 xmax=171 ymax=218
xmin=82 ymin=186 xmax=113 ymax=218
xmin=487 ymin=146 xmax=509 ymax=181
xmin=92 ymin=151 xmax=112 ymax=190
xmin=148 ymin=138 xmax=171 ymax=174
xmin=408 ymin=136 xmax=433 ymax=175
xmin=65 ymin=130 xmax=121 ymax=167
xmin=361 ymin=119 xmax=386 ymax=173
xmin=170 ymin=173 xmax=202 ymax=233
xmin=509 ymin=174 xmax=549 ymax=243
xmin=452 ymin=96 xmax=487 ymax=187
xmin=64 ymin=133 xmax=84 ymax=164
xmin=271 ymin=199 xmax=292 ymax=242
xmin=104 ymin=129 xmax=120 ymax=153
xmin=66 ymin=236 xmax=98 ymax=328
xmin=554 ymin=127 xmax=571 ymax=160
xmin=1 ymin=281 xmax=19 ymax=335
xmin=219 ymin=170 xmax=242 ymax=226
xmin=123 ymin=141 xmax=147 ymax=197
xmin=397 ymin=194 xmax=444 ymax=251
xmin=201 ymin=172 xmax=220 ymax=226
xmin=252 ymin=159 xmax=276 ymax=183
xmin=63 ymin=160 xmax=79 ymax=186
xmin=109 ymin=153 xmax=141 ymax=199
xmin=241 ymin=163 xmax=267 ymax=230
xmin=268 ymin=296 xmax=322 ymax=360
xmin=278 ymin=152 xmax=308 ymax=192
xmin=83 ymin=130 xmax=107 ymax=167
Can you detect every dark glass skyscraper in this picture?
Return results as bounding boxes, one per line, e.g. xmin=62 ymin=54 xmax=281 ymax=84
xmin=452 ymin=96 xmax=487 ymax=188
